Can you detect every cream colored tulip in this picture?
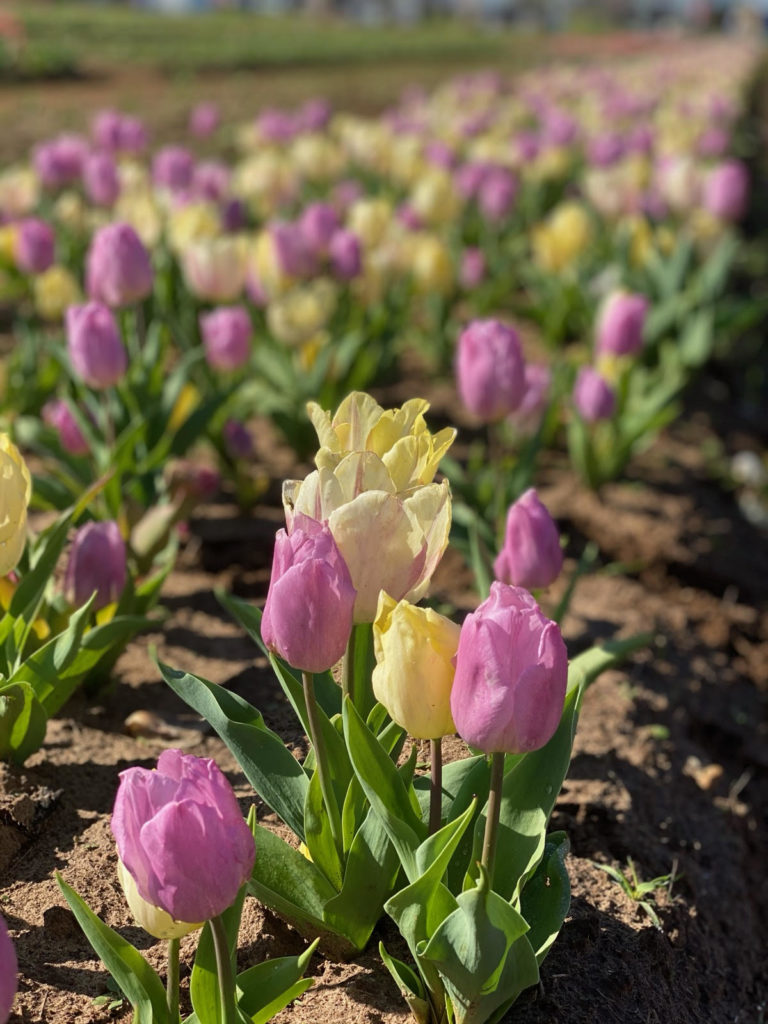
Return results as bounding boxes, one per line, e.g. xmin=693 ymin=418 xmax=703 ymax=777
xmin=0 ymin=434 xmax=31 ymax=575
xmin=117 ymin=859 xmax=202 ymax=940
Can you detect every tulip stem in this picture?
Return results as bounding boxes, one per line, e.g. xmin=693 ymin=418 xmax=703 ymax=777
xmin=481 ymin=752 xmax=505 ymax=887
xmin=302 ymin=671 xmax=343 ymax=856
xmin=429 ymin=738 xmax=443 ymax=836
xmin=166 ymin=937 xmax=180 ymax=1023
xmin=210 ymin=914 xmax=240 ymax=1024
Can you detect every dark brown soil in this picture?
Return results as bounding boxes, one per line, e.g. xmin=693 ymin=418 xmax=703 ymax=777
xmin=1 ymin=380 xmax=767 ymax=1024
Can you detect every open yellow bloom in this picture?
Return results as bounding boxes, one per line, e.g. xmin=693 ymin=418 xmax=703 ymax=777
xmin=372 ymin=592 xmax=459 ymax=739
xmin=307 ymin=391 xmax=456 ymax=491
xmin=0 ymin=434 xmax=32 ymax=576
xmin=531 ymin=201 xmax=592 ymax=273
xmin=33 ymin=265 xmax=81 ymax=322
xmin=283 ymin=451 xmax=451 ymax=623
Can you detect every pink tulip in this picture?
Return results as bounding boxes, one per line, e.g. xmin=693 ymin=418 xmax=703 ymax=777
xmin=199 ymin=306 xmax=252 ymax=372
xmin=509 ymin=363 xmax=551 ymax=434
xmin=83 ymin=152 xmax=120 ymax=207
xmin=573 ymin=366 xmax=615 ymax=423
xmin=329 ymin=229 xmax=362 ymax=281
xmin=261 ymin=520 xmax=356 ymax=673
xmin=455 ymin=319 xmax=526 ymax=422
xmin=64 ymin=521 xmax=126 ymax=610
xmin=152 ymin=146 xmax=195 ymax=193
xmin=189 ymin=102 xmax=220 ymax=139
xmin=111 ymin=749 xmax=255 ymax=924
xmin=43 ymin=399 xmax=90 ymax=456
xmin=299 ymin=202 xmax=340 ymax=257
xmin=494 ymin=489 xmax=563 ymax=590
xmin=595 ymin=291 xmax=648 ymax=357
xmin=450 ymin=583 xmax=567 ymax=754
xmin=86 ymin=223 xmax=154 ymax=308
xmin=14 ymin=218 xmax=55 ymax=274
xmin=703 ymin=160 xmax=749 ymax=222
xmin=459 ymin=247 xmax=486 ymax=290
xmin=66 ymin=302 xmax=127 ymax=389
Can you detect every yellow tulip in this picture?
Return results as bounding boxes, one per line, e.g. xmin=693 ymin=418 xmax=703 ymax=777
xmin=410 ymin=234 xmax=454 ymax=296
xmin=0 ymin=434 xmax=32 ymax=576
xmin=167 ymin=201 xmax=220 ymax=254
xmin=347 ymin=198 xmax=392 ymax=250
xmin=117 ymin=859 xmax=202 ymax=940
xmin=372 ymin=592 xmax=459 ymax=739
xmin=532 ymin=201 xmax=592 ymax=273
xmin=33 ymin=265 xmax=81 ymax=322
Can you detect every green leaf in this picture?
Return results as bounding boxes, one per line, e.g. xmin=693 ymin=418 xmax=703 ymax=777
xmin=56 ymin=875 xmax=170 ymax=1024
xmin=0 ymin=682 xmax=47 ymax=764
xmin=304 ymin=768 xmax=344 ymax=892
xmin=158 ymin=661 xmax=308 ymax=840
xmin=419 ymin=868 xmax=539 ymax=1024
xmin=343 ymin=698 xmax=426 ymax=880
xmin=237 ymin=939 xmax=318 ymax=1024
xmin=379 ymin=943 xmax=430 ymax=1024
xmin=519 ymin=832 xmax=571 ymax=965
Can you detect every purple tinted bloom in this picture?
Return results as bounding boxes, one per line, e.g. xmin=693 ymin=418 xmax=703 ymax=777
xmin=515 ymin=131 xmax=540 ymax=163
xmin=425 ymin=141 xmax=455 ymax=170
xmin=573 ymin=366 xmax=615 ymax=423
xmin=587 ymin=133 xmax=624 ymax=168
xmin=0 ymin=915 xmax=17 ymax=1024
xmin=396 ymin=203 xmax=423 ymax=231
xmin=117 ymin=115 xmax=148 ymax=155
xmin=256 ymin=108 xmax=298 ymax=144
xmin=43 ymin=399 xmax=90 ymax=456
xmin=478 ymin=167 xmax=517 ymax=221
xmin=329 ymin=228 xmax=362 ymax=281
xmin=223 ymin=419 xmax=253 ymax=460
xmin=261 ymin=521 xmax=356 ymax=673
xmin=494 ymin=488 xmax=563 ymax=590
xmin=152 ymin=146 xmax=195 ymax=193
xmin=111 ymin=749 xmax=256 ymax=924
xmin=298 ymin=98 xmax=332 ymax=133
xmin=33 ymin=134 xmax=89 ymax=189
xmin=221 ymin=198 xmax=246 ymax=233
xmin=271 ymin=221 xmax=314 ymax=278
xmin=86 ymin=223 xmax=154 ymax=307
xmin=451 ymin=583 xmax=568 ymax=754
xmin=189 ymin=102 xmax=220 ymax=139
xmin=92 ymin=109 xmax=124 ymax=152
xmin=455 ymin=319 xmax=526 ymax=422
xmin=455 ymin=161 xmax=490 ymax=201
xmin=14 ymin=218 xmax=55 ymax=274
xmin=64 ymin=520 xmax=126 ymax=610
xmin=509 ymin=362 xmax=551 ymax=433
xmin=596 ymin=292 xmax=648 ymax=357
xmin=192 ymin=161 xmax=230 ymax=203
xmin=83 ymin=151 xmax=120 ymax=207
xmin=199 ymin=306 xmax=252 ymax=372
xmin=331 ymin=179 xmax=364 ymax=214
xmin=66 ymin=302 xmax=127 ymax=389
xmin=459 ymin=247 xmax=486 ymax=290
xmin=703 ymin=160 xmax=749 ymax=222
xmin=299 ymin=202 xmax=340 ymax=257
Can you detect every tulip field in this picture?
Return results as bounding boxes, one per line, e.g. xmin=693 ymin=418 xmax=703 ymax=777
xmin=0 ymin=14 xmax=767 ymax=1024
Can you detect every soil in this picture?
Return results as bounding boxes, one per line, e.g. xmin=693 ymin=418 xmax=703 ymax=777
xmin=1 ymin=364 xmax=766 ymax=1024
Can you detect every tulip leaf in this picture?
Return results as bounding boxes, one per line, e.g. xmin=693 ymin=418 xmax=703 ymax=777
xmin=343 ymin=698 xmax=426 ymax=879
xmin=568 ymin=633 xmax=650 ymax=692
xmin=379 ymin=942 xmax=431 ymax=1024
xmin=247 ymin=823 xmax=357 ymax=959
xmin=236 ymin=939 xmax=318 ymax=1024
xmin=322 ymin=804 xmax=401 ymax=950
xmin=466 ymin=679 xmax=582 ymax=903
xmin=419 ymin=869 xmax=539 ymax=1024
xmin=215 ymin=591 xmax=340 ymax=717
xmin=56 ymin=874 xmax=171 ymax=1024
xmin=519 ymin=832 xmax=571 ymax=966
xmin=158 ymin=660 xmax=308 ymax=840
xmin=304 ymin=767 xmax=344 ymax=891
xmin=0 ymin=682 xmax=47 ymax=765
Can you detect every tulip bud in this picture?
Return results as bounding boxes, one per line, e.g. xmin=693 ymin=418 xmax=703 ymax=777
xmin=573 ymin=366 xmax=615 ymax=422
xmin=459 ymin=247 xmax=486 ymax=290
xmin=83 ymin=151 xmax=120 ymax=207
xmin=509 ymin=363 xmax=551 ymax=435
xmin=703 ymin=159 xmax=749 ymax=222
xmin=152 ymin=145 xmax=194 ymax=193
xmin=595 ymin=290 xmax=648 ymax=357
xmin=199 ymin=306 xmax=252 ymax=371
xmin=64 ymin=520 xmax=126 ymax=610
xmin=0 ymin=914 xmax=17 ymax=1024
xmin=86 ymin=223 xmax=154 ymax=308
xmin=478 ymin=167 xmax=517 ymax=222
xmin=223 ymin=419 xmax=253 ymax=460
xmin=493 ymin=488 xmax=563 ymax=590
xmin=299 ymin=202 xmax=340 ymax=257
xmin=118 ymin=115 xmax=148 ymax=155
xmin=261 ymin=520 xmax=356 ymax=673
xmin=451 ymin=583 xmax=567 ymax=754
xmin=111 ymin=749 xmax=256 ymax=925
xmin=455 ymin=319 xmax=526 ymax=421
xmin=372 ymin=592 xmax=459 ymax=739
xmin=189 ymin=101 xmax=220 ymax=139
xmin=117 ymin=859 xmax=201 ymax=939
xmin=329 ymin=228 xmax=362 ymax=280
xmin=0 ymin=434 xmax=32 ymax=577
xmin=92 ymin=109 xmax=123 ymax=152
xmin=42 ymin=399 xmax=89 ymax=456
xmin=66 ymin=302 xmax=127 ymax=389
xmin=14 ymin=218 xmax=55 ymax=274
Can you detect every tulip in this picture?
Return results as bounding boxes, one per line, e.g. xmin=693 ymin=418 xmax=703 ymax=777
xmin=86 ymin=223 xmax=154 ymax=308
xmin=299 ymin=202 xmax=340 ymax=257
xmin=0 ymin=915 xmax=17 ymax=1024
xmin=573 ymin=366 xmax=615 ymax=422
xmin=92 ymin=109 xmax=124 ymax=152
xmin=189 ymin=101 xmax=220 ymax=139
xmin=595 ymin=290 xmax=648 ymax=357
xmin=66 ymin=302 xmax=127 ymax=389
xmin=494 ymin=488 xmax=563 ymax=590
xmin=111 ymin=748 xmax=255 ymax=926
xmin=451 ymin=582 xmax=567 ymax=754
xmin=152 ymin=145 xmax=194 ymax=193
xmin=223 ymin=419 xmax=253 ymax=460
xmin=33 ymin=134 xmax=88 ymax=190
xmin=509 ymin=362 xmax=551 ymax=434
xmin=192 ymin=160 xmax=230 ymax=203
xmin=116 ymin=859 xmax=201 ymax=939
xmin=13 ymin=218 xmax=55 ymax=274
xmin=328 ymin=228 xmax=362 ymax=280
xmin=42 ymin=399 xmax=90 ymax=456
xmin=478 ymin=167 xmax=517 ymax=221
xmin=64 ymin=520 xmax=127 ymax=610
xmin=455 ymin=319 xmax=526 ymax=422
xmin=261 ymin=520 xmax=356 ymax=673
xmin=182 ymin=236 xmax=247 ymax=302
xmin=459 ymin=247 xmax=486 ymax=290
xmin=118 ymin=115 xmax=148 ymax=155
xmin=703 ymin=160 xmax=749 ymax=222
xmin=372 ymin=592 xmax=459 ymax=739
xmin=83 ymin=151 xmax=120 ymax=207
xmin=199 ymin=306 xmax=252 ymax=372
xmin=0 ymin=434 xmax=32 ymax=576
